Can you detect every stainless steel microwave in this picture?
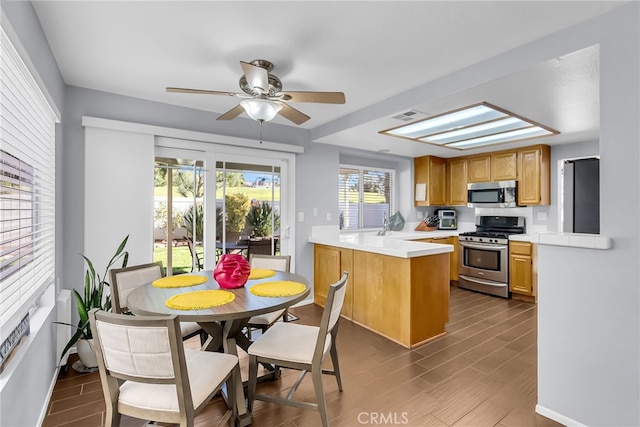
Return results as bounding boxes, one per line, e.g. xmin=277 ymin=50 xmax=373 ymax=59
xmin=467 ymin=180 xmax=517 ymax=208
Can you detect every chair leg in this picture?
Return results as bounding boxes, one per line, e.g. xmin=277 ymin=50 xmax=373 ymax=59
xmin=312 ymin=367 xmax=329 ymax=427
xmin=247 ymin=354 xmax=258 ymax=411
xmin=329 ymin=342 xmax=343 ymax=391
xmin=224 ymin=374 xmax=238 ymax=427
xmin=105 ymin=405 xmax=120 ymax=427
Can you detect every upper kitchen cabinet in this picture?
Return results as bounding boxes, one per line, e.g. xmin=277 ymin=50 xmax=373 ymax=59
xmin=447 ymin=157 xmax=468 ymax=206
xmin=518 ymin=145 xmax=550 ymax=205
xmin=468 ymin=151 xmax=517 ymax=183
xmin=467 ymin=155 xmax=491 ymax=183
xmin=491 ymin=151 xmax=518 ymax=181
xmin=414 ymin=155 xmax=446 ymax=206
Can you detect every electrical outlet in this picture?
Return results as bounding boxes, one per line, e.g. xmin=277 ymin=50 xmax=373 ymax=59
xmin=313 ymin=208 xmax=318 ymax=217
xmin=537 ymin=212 xmax=547 ymax=220
xmin=326 ymin=213 xmax=331 ymax=221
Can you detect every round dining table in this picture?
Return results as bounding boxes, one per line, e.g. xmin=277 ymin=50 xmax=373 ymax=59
xmin=126 ymin=269 xmax=310 ymax=427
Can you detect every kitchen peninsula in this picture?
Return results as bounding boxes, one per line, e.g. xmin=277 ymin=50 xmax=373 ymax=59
xmin=309 ymin=228 xmax=456 ymax=348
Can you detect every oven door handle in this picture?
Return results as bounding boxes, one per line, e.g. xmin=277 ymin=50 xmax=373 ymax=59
xmin=459 ymin=241 xmax=508 ymax=251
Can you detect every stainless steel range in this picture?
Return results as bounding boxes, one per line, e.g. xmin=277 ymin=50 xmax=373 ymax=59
xmin=458 ymin=216 xmax=525 ymax=298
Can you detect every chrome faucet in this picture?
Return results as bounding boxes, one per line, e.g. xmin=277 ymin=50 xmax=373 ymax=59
xmin=377 ymin=212 xmax=389 ymax=236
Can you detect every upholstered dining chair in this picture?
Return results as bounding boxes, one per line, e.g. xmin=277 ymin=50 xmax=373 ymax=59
xmin=247 ymin=272 xmax=348 ymax=427
xmin=110 ymin=261 xmax=205 ymax=343
xmin=89 ymin=310 xmax=240 ymax=427
xmin=246 ymin=254 xmax=292 ymax=339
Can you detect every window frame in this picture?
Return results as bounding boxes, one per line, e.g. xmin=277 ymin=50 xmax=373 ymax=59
xmin=339 ymin=163 xmax=396 ymax=231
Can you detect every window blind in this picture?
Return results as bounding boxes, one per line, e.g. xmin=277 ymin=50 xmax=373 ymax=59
xmin=0 ymin=28 xmax=58 ymax=342
xmin=339 ymin=166 xmax=394 ymax=230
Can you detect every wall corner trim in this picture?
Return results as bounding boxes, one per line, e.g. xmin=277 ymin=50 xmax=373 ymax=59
xmin=535 ymin=404 xmax=587 ymax=427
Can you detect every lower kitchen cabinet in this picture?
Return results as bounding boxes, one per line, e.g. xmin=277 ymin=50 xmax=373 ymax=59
xmin=313 ymin=243 xmax=450 ymax=348
xmin=509 ymin=241 xmax=536 ymax=302
xmin=415 ymin=236 xmax=458 ymax=281
xmin=313 ymin=244 xmax=353 ymax=318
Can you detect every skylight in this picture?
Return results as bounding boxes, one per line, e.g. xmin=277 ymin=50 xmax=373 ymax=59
xmin=380 ymin=102 xmax=559 ymax=150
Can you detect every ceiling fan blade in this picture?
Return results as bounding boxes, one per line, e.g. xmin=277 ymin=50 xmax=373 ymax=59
xmin=279 ymin=91 xmax=345 ymax=104
xmin=277 ymin=102 xmax=311 ymax=125
xmin=240 ymin=61 xmax=270 ymax=95
xmin=217 ymin=104 xmax=245 ymax=121
xmin=167 ymin=87 xmax=239 ymax=97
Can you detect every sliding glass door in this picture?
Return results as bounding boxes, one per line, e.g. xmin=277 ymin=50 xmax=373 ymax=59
xmin=154 ymin=143 xmax=294 ymax=273
xmin=216 ymin=160 xmax=281 ymax=257
xmin=154 ymin=157 xmax=204 ymax=275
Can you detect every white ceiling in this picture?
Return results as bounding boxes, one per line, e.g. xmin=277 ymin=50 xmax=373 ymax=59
xmin=32 ymin=1 xmax=625 ymax=158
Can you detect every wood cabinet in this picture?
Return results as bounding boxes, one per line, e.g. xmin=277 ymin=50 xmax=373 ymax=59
xmin=468 ymin=152 xmax=517 ymax=183
xmin=413 ymin=144 xmax=550 ymax=206
xmin=414 ymin=156 xmax=446 ymax=206
xmin=509 ymin=241 xmax=536 ymax=302
xmin=491 ymin=151 xmax=518 ymax=181
xmin=350 ymin=250 xmax=449 ymax=348
xmin=314 ymin=243 xmax=450 ymax=348
xmin=447 ymin=158 xmax=467 ymax=206
xmin=415 ymin=236 xmax=458 ymax=281
xmin=518 ymin=145 xmax=550 ymax=205
xmin=467 ymin=155 xmax=491 ymax=183
xmin=313 ymin=244 xmax=353 ymax=319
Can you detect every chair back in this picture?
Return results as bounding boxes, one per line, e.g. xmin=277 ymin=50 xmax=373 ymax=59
xmin=247 ymin=238 xmax=276 ymax=257
xmin=313 ymin=272 xmax=348 ymax=361
xmin=186 ymin=237 xmax=204 ymax=271
xmin=89 ymin=310 xmax=194 ymax=421
xmin=90 ymin=310 xmax=185 ymax=382
xmin=249 ymin=254 xmax=291 ymax=272
xmin=110 ymin=262 xmax=163 ymax=314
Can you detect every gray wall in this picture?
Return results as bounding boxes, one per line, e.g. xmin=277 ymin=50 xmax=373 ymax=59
xmin=535 ymin=5 xmax=639 ymax=426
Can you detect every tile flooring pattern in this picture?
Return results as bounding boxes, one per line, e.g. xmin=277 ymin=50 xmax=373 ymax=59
xmin=43 ymin=286 xmax=561 ymax=426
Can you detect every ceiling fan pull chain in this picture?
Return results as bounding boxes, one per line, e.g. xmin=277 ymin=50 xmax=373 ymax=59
xmin=259 ymin=120 xmax=263 ymax=144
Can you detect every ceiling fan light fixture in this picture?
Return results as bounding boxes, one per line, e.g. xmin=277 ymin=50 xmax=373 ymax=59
xmin=240 ymin=99 xmax=282 ymax=123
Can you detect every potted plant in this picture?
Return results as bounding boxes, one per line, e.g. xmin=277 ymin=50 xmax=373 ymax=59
xmin=55 ymin=235 xmax=129 ymax=369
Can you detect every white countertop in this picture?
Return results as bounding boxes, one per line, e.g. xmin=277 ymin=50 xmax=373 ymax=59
xmin=509 ymin=234 xmax=532 ymax=242
xmin=308 ymin=227 xmax=467 ymax=258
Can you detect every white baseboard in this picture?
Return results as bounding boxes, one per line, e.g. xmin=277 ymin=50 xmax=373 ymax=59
xmin=536 ymin=404 xmax=586 ymax=426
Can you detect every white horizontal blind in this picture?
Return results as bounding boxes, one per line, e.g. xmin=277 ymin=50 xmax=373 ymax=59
xmin=0 ymin=27 xmax=57 ymax=342
xmin=339 ymin=165 xmax=394 ymax=230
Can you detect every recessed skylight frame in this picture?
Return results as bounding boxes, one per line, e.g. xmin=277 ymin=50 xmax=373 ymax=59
xmin=380 ymin=102 xmax=559 ymax=150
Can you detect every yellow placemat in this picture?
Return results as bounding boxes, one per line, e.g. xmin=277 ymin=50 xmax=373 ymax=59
xmin=153 ymin=275 xmax=208 ymax=288
xmin=248 ymin=268 xmax=277 ymax=280
xmin=165 ymin=290 xmax=235 ymax=310
xmin=250 ymin=281 xmax=306 ymax=297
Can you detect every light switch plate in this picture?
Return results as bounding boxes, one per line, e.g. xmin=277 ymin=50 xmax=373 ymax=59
xmin=326 ymin=213 xmax=331 ymax=221
xmin=298 ymin=212 xmax=304 ymax=222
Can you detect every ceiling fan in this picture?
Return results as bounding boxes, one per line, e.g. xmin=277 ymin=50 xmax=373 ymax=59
xmin=166 ymin=59 xmax=346 ymax=125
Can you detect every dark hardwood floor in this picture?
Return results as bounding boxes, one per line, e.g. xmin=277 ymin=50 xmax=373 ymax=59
xmin=43 ymin=286 xmax=561 ymax=427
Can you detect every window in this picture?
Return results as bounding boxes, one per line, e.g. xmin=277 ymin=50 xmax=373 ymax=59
xmin=339 ymin=165 xmax=394 ymax=230
xmin=0 ymin=28 xmax=58 ymax=343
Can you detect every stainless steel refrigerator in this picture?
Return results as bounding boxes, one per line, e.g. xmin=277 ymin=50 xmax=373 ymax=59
xmin=563 ymin=158 xmax=600 ymax=234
